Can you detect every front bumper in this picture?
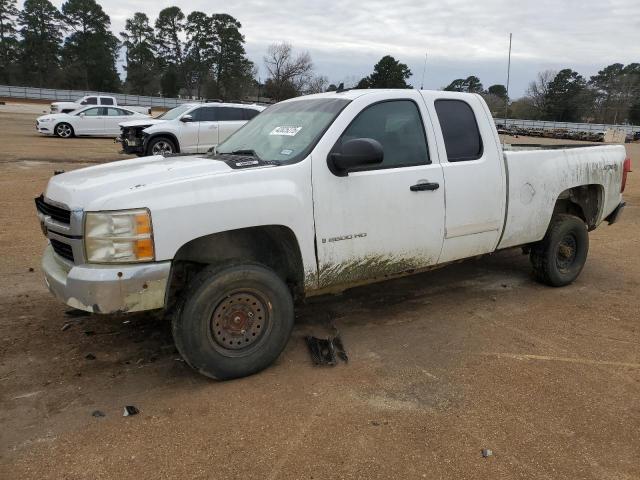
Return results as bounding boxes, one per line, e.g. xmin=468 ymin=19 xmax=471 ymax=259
xmin=36 ymin=122 xmax=53 ymax=135
xmin=42 ymin=245 xmax=171 ymax=314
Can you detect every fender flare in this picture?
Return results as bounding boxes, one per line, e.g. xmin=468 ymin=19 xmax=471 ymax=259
xmin=143 ymin=132 xmax=181 ymax=154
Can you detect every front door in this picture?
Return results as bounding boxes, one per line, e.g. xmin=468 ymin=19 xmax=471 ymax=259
xmin=194 ymin=106 xmax=219 ymax=153
xmin=179 ymin=108 xmax=204 ymax=153
xmin=311 ymin=93 xmax=445 ymax=289
xmin=77 ymin=107 xmax=105 ymax=135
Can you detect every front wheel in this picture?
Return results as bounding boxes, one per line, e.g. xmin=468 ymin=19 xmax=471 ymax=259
xmin=147 ymin=137 xmax=176 ymax=156
xmin=54 ymin=122 xmax=74 ymax=138
xmin=172 ymin=264 xmax=295 ymax=380
xmin=530 ymin=214 xmax=589 ymax=287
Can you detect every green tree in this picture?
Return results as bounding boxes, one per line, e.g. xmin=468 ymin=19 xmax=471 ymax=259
xmin=18 ymin=0 xmax=63 ymax=86
xmin=121 ymin=12 xmax=157 ymax=95
xmin=60 ymin=0 xmax=120 ymax=91
xmin=357 ymin=55 xmax=412 ymax=89
xmin=629 ymin=99 xmax=640 ymax=125
xmin=155 ymin=6 xmax=184 ymax=96
xmin=544 ymin=69 xmax=592 ymax=122
xmin=444 ymin=75 xmax=483 ymax=93
xmin=590 ymin=63 xmax=640 ymax=124
xmin=184 ymin=11 xmax=214 ymax=97
xmin=209 ymin=14 xmax=254 ymax=100
xmin=487 ymin=84 xmax=508 ymax=99
xmin=0 ymin=0 xmax=19 ymax=83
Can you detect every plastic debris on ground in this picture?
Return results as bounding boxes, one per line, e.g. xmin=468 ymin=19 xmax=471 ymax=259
xmin=123 ymin=405 xmax=139 ymax=417
xmin=305 ymin=334 xmax=348 ymax=366
xmin=91 ymin=410 xmax=105 ymax=418
xmin=482 ymin=449 xmax=493 ymax=458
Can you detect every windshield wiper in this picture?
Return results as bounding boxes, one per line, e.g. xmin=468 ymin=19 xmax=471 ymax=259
xmin=230 ymin=149 xmax=259 ymax=157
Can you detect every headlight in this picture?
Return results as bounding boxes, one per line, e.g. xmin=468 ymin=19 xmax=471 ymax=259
xmin=39 ymin=118 xmax=51 ymax=122
xmin=84 ymin=209 xmax=155 ymax=263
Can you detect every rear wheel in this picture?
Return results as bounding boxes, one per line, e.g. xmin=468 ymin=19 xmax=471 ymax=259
xmin=54 ymin=123 xmax=74 ymax=138
xmin=530 ymin=214 xmax=589 ymax=287
xmin=172 ymin=264 xmax=294 ymax=380
xmin=147 ymin=137 xmax=176 ymax=156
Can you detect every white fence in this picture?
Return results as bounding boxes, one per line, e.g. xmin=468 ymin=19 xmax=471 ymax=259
xmin=499 ymin=118 xmax=640 ymax=135
xmin=0 ymin=84 xmax=192 ymax=109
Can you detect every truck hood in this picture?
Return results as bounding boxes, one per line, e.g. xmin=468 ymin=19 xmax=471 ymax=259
xmin=45 ymin=155 xmax=233 ymax=209
xmin=119 ymin=118 xmax=166 ymax=128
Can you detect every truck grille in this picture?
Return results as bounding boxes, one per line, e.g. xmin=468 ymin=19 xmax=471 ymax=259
xmin=35 ymin=194 xmax=71 ymax=224
xmin=50 ymin=239 xmax=74 ymax=262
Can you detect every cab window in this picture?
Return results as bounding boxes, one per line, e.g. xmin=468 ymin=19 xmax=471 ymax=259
xmin=336 ymin=100 xmax=429 ymax=169
xmin=101 ymin=97 xmax=114 ymax=105
xmin=434 ymin=99 xmax=483 ymax=162
xmin=82 ymin=97 xmax=97 ymax=105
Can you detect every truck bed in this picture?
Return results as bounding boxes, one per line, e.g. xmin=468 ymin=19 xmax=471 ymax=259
xmin=497 ymin=144 xmax=626 ymax=249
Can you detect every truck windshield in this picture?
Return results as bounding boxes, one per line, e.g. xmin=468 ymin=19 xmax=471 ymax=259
xmin=215 ymin=98 xmax=351 ymax=164
xmin=155 ymin=104 xmax=192 ymax=120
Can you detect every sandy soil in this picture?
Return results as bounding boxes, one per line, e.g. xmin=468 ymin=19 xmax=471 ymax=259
xmin=0 ymin=107 xmax=639 ymax=479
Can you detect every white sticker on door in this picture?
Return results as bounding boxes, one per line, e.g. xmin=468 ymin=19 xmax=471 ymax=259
xmin=269 ymin=126 xmax=302 ymax=136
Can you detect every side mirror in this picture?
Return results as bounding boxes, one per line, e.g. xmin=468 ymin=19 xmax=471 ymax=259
xmin=180 ymin=114 xmax=193 ymax=123
xmin=328 ymin=138 xmax=384 ymax=176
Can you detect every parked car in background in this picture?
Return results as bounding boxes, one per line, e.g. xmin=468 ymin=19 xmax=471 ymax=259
xmin=36 ymin=106 xmax=150 ymax=138
xmin=35 ymin=89 xmax=630 ymax=380
xmin=118 ymin=102 xmax=265 ymax=156
xmin=50 ymin=95 xmax=151 ymax=115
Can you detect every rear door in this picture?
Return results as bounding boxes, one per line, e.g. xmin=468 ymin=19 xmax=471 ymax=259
xmin=311 ymin=91 xmax=445 ymax=288
xmin=216 ymin=107 xmax=247 ymax=145
xmin=104 ymin=108 xmax=132 ymax=135
xmin=424 ymin=93 xmax=505 ymax=263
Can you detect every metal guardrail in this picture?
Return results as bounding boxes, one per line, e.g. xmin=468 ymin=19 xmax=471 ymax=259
xmin=0 ymin=84 xmax=192 ymax=108
xmin=498 ymin=118 xmax=640 ymax=135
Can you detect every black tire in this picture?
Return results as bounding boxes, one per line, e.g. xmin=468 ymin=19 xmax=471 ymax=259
xmin=146 ymin=136 xmax=176 ymax=156
xmin=54 ymin=122 xmax=74 ymax=138
xmin=172 ymin=263 xmax=294 ymax=380
xmin=530 ymin=214 xmax=589 ymax=287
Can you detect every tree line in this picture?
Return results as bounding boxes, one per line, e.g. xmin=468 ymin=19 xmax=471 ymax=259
xmin=443 ymin=66 xmax=640 ymax=125
xmin=1 ymin=0 xmax=638 ymax=123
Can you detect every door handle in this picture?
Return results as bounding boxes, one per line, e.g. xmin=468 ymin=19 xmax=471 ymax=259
xmin=410 ymin=182 xmax=440 ymax=192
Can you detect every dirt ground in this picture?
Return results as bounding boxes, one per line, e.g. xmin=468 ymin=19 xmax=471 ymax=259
xmin=0 ymin=104 xmax=639 ymax=479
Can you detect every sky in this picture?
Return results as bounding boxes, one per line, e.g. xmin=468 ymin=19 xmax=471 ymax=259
xmin=31 ymin=0 xmax=640 ymax=97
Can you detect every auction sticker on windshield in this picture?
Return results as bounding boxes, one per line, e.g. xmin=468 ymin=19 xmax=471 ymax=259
xmin=270 ymin=126 xmax=302 ymax=136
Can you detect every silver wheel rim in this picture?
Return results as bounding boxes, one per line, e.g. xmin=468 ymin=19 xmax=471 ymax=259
xmin=152 ymin=141 xmax=173 ymax=156
xmin=57 ymin=124 xmax=72 ymax=138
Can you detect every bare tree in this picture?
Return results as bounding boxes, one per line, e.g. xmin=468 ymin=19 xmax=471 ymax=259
xmin=526 ymin=70 xmax=556 ymax=117
xmin=305 ymin=75 xmax=328 ymax=94
xmin=263 ymin=42 xmax=314 ymax=101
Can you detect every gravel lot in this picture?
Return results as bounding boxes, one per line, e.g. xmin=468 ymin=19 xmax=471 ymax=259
xmin=0 ymin=102 xmax=639 ymax=479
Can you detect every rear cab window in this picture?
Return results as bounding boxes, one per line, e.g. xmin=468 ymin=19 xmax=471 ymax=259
xmin=100 ymin=97 xmax=114 ymax=105
xmin=434 ymin=99 xmax=483 ymax=162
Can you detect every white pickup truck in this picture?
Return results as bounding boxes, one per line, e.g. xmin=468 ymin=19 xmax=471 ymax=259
xmin=35 ymin=89 xmax=631 ymax=380
xmin=50 ymin=95 xmax=151 ymax=115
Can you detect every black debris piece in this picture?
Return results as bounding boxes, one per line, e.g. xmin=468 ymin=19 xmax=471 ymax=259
xmin=305 ymin=336 xmax=336 ymax=366
xmin=28 ymin=267 xmax=34 ymax=272
xmin=65 ymin=309 xmax=90 ymax=318
xmin=84 ymin=330 xmax=96 ymax=336
xmin=85 ymin=353 xmax=96 ymax=360
xmin=333 ymin=335 xmax=349 ymax=363
xmin=481 ymin=449 xmax=493 ymax=458
xmin=123 ymin=405 xmax=139 ymax=417
xmin=54 ymin=170 xmax=65 ymax=175
xmin=92 ymin=410 xmax=106 ymax=418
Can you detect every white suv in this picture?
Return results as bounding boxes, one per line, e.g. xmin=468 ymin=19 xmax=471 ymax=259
xmin=119 ymin=102 xmax=265 ymax=156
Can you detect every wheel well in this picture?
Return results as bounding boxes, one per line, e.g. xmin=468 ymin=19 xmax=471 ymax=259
xmin=553 ymin=185 xmax=603 ymax=230
xmin=146 ymin=133 xmax=180 ymax=153
xmin=165 ymin=225 xmax=305 ymax=309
